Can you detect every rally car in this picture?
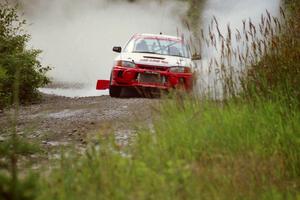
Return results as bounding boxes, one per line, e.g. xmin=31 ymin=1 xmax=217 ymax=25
xmin=96 ymin=33 xmax=199 ymax=97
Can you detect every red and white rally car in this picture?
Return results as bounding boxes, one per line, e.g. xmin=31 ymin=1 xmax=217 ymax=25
xmin=97 ymin=33 xmax=198 ymax=97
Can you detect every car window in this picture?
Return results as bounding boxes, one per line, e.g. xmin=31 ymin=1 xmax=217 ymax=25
xmin=124 ymin=36 xmax=191 ymax=58
xmin=123 ymin=38 xmax=135 ymax=53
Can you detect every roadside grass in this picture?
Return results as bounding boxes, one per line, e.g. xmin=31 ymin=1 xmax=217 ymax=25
xmin=37 ymin=97 xmax=299 ymax=200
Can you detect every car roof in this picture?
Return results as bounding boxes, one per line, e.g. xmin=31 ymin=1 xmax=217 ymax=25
xmin=133 ymin=33 xmax=182 ymax=41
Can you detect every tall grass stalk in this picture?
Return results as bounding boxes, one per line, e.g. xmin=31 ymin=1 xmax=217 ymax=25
xmin=10 ymin=61 xmax=20 ymax=200
xmin=194 ymin=8 xmax=299 ymax=105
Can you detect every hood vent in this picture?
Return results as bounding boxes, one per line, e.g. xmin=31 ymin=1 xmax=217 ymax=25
xmin=143 ymin=56 xmax=165 ymax=60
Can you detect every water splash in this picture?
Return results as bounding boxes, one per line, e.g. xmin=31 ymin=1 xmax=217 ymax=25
xmin=23 ymin=0 xmax=281 ymax=97
xmin=24 ymin=0 xmax=188 ymax=97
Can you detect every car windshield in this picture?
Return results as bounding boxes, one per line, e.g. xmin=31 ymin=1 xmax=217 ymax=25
xmin=124 ymin=36 xmax=191 ymax=58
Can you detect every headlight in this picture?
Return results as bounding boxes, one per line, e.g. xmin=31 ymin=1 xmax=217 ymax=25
xmin=116 ymin=60 xmax=136 ymax=68
xmin=169 ymin=66 xmax=191 ymax=73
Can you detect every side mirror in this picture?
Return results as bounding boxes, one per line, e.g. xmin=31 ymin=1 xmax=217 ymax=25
xmin=113 ymin=46 xmax=122 ymax=53
xmin=192 ymin=53 xmax=201 ymax=61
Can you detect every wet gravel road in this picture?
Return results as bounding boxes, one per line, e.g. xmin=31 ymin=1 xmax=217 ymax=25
xmin=0 ymin=94 xmax=157 ymax=151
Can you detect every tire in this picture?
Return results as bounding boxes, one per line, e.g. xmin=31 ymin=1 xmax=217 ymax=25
xmin=109 ymin=86 xmax=122 ymax=98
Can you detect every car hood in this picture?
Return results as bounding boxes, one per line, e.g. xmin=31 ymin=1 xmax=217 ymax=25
xmin=116 ymin=52 xmax=193 ymax=67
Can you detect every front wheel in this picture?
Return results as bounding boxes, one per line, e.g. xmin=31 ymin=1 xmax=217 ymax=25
xmin=109 ymin=86 xmax=122 ymax=98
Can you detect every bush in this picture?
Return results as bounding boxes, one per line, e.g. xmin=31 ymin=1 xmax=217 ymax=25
xmin=0 ymin=3 xmax=50 ymax=109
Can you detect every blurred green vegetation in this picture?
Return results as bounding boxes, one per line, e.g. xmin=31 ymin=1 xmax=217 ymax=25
xmin=0 ymin=3 xmax=47 ymax=200
xmin=0 ymin=3 xmax=50 ymax=109
xmin=37 ymin=98 xmax=300 ymax=200
xmin=0 ymin=137 xmax=40 ymax=200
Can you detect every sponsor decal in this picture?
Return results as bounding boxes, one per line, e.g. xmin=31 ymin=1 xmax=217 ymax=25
xmin=140 ymin=58 xmax=169 ymax=64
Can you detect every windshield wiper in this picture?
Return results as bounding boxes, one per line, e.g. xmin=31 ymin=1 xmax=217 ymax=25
xmin=169 ymin=54 xmax=186 ymax=58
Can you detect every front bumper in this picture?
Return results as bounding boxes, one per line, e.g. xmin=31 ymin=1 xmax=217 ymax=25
xmin=110 ymin=66 xmax=193 ymax=90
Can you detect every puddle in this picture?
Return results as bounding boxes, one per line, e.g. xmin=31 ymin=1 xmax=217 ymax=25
xmin=39 ymin=87 xmax=108 ymax=98
xmin=42 ymin=141 xmax=69 ymax=147
xmin=48 ymin=109 xmax=85 ymax=119
xmin=0 ymin=136 xmax=7 ymax=142
xmin=115 ymin=129 xmax=135 ymax=146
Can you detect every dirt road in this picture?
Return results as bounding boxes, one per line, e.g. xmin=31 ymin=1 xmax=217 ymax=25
xmin=0 ymin=94 xmax=157 ymax=154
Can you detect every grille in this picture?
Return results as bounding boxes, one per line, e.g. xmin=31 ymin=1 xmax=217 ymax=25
xmin=138 ymin=73 xmax=163 ymax=84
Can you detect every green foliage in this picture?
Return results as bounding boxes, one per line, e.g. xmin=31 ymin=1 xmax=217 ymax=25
xmin=0 ymin=4 xmax=44 ymax=198
xmin=38 ymin=98 xmax=300 ymax=200
xmin=0 ymin=137 xmax=40 ymax=157
xmin=0 ymin=3 xmax=50 ymax=109
xmin=0 ymin=172 xmax=39 ymax=200
xmin=0 ymin=132 xmax=41 ymax=200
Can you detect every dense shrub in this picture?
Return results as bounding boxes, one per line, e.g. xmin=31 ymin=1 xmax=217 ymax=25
xmin=0 ymin=4 xmax=50 ymax=109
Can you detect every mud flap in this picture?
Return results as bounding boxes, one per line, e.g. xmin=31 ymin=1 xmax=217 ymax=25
xmin=96 ymin=80 xmax=110 ymax=90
